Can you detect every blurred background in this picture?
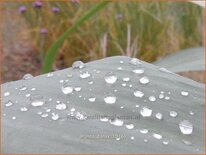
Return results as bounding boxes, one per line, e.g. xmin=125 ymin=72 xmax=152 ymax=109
xmin=2 ymin=1 xmax=204 ymax=83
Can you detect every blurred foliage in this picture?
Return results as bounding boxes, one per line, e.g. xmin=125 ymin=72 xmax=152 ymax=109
xmin=16 ymin=1 xmax=204 ymax=69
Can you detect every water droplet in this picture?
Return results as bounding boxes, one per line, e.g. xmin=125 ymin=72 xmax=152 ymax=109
xmin=46 ymin=73 xmax=54 ymax=78
xmin=88 ymin=96 xmax=96 ymax=102
xmin=23 ymin=74 xmax=33 ymax=80
xmin=165 ymin=96 xmax=170 ymax=100
xmin=130 ymin=58 xmax=142 ymax=65
xmin=181 ymin=91 xmax=189 ymax=96
xmin=105 ymin=72 xmax=117 ymax=84
xmin=122 ymin=77 xmax=130 ymax=82
xmin=132 ymin=69 xmax=144 ymax=74
xmin=25 ymin=94 xmax=31 ymax=97
xmin=149 ymin=96 xmax=156 ymax=102
xmin=159 ymin=94 xmax=164 ymax=99
xmin=130 ymin=136 xmax=135 ymax=140
xmin=120 ymin=60 xmax=124 ymax=64
xmin=61 ymin=82 xmax=73 ymax=94
xmin=182 ymin=139 xmax=192 ymax=145
xmin=56 ymin=102 xmax=67 ymax=110
xmin=129 ymin=84 xmax=133 ymax=88
xmin=163 ymin=139 xmax=169 ymax=145
xmin=155 ymin=112 xmax=163 ymax=120
xmin=120 ymin=106 xmax=124 ymax=109
xmin=100 ymin=116 xmax=109 ymax=122
xmin=121 ymin=83 xmax=126 ymax=87
xmin=189 ymin=111 xmax=194 ymax=115
xmin=5 ymin=100 xmax=13 ymax=107
xmin=117 ymin=67 xmax=123 ymax=70
xmin=144 ymin=139 xmax=148 ymax=143
xmin=41 ymin=113 xmax=48 ymax=118
xmin=19 ymin=86 xmax=27 ymax=91
xmin=135 ymin=104 xmax=140 ymax=108
xmin=116 ymin=137 xmax=121 ymax=141
xmin=125 ymin=124 xmax=134 ymax=129
xmin=51 ymin=113 xmax=59 ymax=120
xmin=59 ymin=80 xmax=64 ymax=83
xmin=159 ymin=67 xmax=172 ymax=73
xmin=46 ymin=109 xmax=51 ymax=112
xmin=72 ymin=61 xmax=85 ymax=69
xmin=12 ymin=116 xmax=16 ymax=120
xmin=140 ymin=107 xmax=152 ymax=117
xmin=104 ymin=93 xmax=117 ymax=104
xmin=31 ymin=95 xmax=45 ymax=107
xmin=80 ymin=71 xmax=91 ymax=79
xmin=74 ymin=87 xmax=81 ymax=92
xmin=139 ymin=76 xmax=150 ymax=85
xmin=179 ymin=120 xmax=193 ymax=135
xmin=70 ymin=107 xmax=76 ymax=112
xmin=4 ymin=92 xmax=10 ymax=97
xmin=20 ymin=107 xmax=28 ymax=112
xmin=88 ymin=81 xmax=94 ymax=85
xmin=109 ymin=118 xmax=124 ymax=126
xmin=140 ymin=128 xmax=149 ymax=134
xmin=75 ymin=111 xmax=87 ymax=120
xmin=169 ymin=111 xmax=178 ymax=118
xmin=153 ymin=133 xmax=162 ymax=139
xmin=134 ymin=90 xmax=144 ymax=98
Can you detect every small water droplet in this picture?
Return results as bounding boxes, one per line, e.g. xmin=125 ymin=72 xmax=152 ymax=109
xmin=46 ymin=73 xmax=54 ymax=78
xmin=19 ymin=86 xmax=27 ymax=91
xmin=125 ymin=124 xmax=134 ymax=129
xmin=132 ymin=69 xmax=144 ymax=74
xmin=61 ymin=82 xmax=73 ymax=94
xmin=139 ymin=128 xmax=149 ymax=134
xmin=182 ymin=139 xmax=192 ymax=145
xmin=144 ymin=139 xmax=148 ymax=143
xmin=51 ymin=113 xmax=59 ymax=120
xmin=135 ymin=104 xmax=140 ymax=108
xmin=74 ymin=87 xmax=81 ymax=92
xmin=56 ymin=102 xmax=67 ymax=110
xmin=140 ymin=107 xmax=152 ymax=117
xmin=41 ymin=113 xmax=48 ymax=118
xmin=100 ymin=116 xmax=109 ymax=122
xmin=139 ymin=76 xmax=150 ymax=85
xmin=88 ymin=96 xmax=96 ymax=102
xmin=130 ymin=58 xmax=142 ymax=65
xmin=117 ymin=67 xmax=123 ymax=70
xmin=109 ymin=118 xmax=124 ymax=126
xmin=75 ymin=111 xmax=87 ymax=120
xmin=189 ymin=111 xmax=194 ymax=115
xmin=155 ymin=112 xmax=163 ymax=120
xmin=169 ymin=111 xmax=178 ymax=118
xmin=4 ymin=92 xmax=10 ymax=97
xmin=31 ymin=88 xmax=36 ymax=91
xmin=153 ymin=133 xmax=162 ymax=139
xmin=88 ymin=81 xmax=94 ymax=85
xmin=5 ymin=100 xmax=13 ymax=107
xmin=23 ymin=74 xmax=33 ymax=80
xmin=104 ymin=93 xmax=117 ymax=104
xmin=134 ymin=90 xmax=144 ymax=98
xmin=159 ymin=67 xmax=172 ymax=73
xmin=165 ymin=96 xmax=170 ymax=100
xmin=121 ymin=83 xmax=126 ymax=87
xmin=120 ymin=106 xmax=124 ymax=109
xmin=181 ymin=91 xmax=189 ymax=96
xmin=159 ymin=94 xmax=164 ymax=99
xmin=20 ymin=107 xmax=28 ymax=112
xmin=163 ymin=139 xmax=169 ymax=145
xmin=122 ymin=77 xmax=130 ymax=82
xmin=72 ymin=61 xmax=85 ymax=69
xmin=179 ymin=120 xmax=193 ymax=135
xmin=31 ymin=95 xmax=45 ymax=107
xmin=80 ymin=71 xmax=91 ymax=79
xmin=12 ymin=116 xmax=16 ymax=120
xmin=120 ymin=60 xmax=124 ymax=64
xmin=130 ymin=136 xmax=135 ymax=140
xmin=149 ymin=96 xmax=156 ymax=102
xmin=105 ymin=72 xmax=117 ymax=84
xmin=25 ymin=94 xmax=31 ymax=97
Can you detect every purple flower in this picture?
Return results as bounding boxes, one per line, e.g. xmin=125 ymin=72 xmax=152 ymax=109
xmin=18 ymin=6 xmax=26 ymax=13
xmin=39 ymin=28 xmax=48 ymax=35
xmin=52 ymin=7 xmax=60 ymax=13
xmin=33 ymin=1 xmax=43 ymax=8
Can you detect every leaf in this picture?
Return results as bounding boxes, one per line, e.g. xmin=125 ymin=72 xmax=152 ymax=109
xmin=42 ymin=1 xmax=110 ymax=73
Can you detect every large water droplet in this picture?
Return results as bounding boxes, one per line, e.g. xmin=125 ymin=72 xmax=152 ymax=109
xmin=140 ymin=107 xmax=152 ymax=117
xmin=125 ymin=124 xmax=134 ymax=129
xmin=51 ymin=113 xmax=59 ymax=120
xmin=61 ymin=82 xmax=73 ymax=94
xmin=31 ymin=95 xmax=45 ymax=107
xmin=169 ymin=111 xmax=178 ymax=118
xmin=134 ymin=90 xmax=144 ymax=98
xmin=4 ymin=92 xmax=10 ymax=97
xmin=104 ymin=93 xmax=117 ymax=104
xmin=139 ymin=76 xmax=150 ymax=85
xmin=5 ymin=100 xmax=13 ymax=107
xmin=181 ymin=91 xmax=189 ymax=96
xmin=72 ymin=61 xmax=85 ymax=69
xmin=105 ymin=72 xmax=117 ymax=84
xmin=80 ymin=71 xmax=91 ymax=79
xmin=109 ymin=118 xmax=124 ymax=126
xmin=23 ymin=74 xmax=33 ymax=80
xmin=56 ymin=102 xmax=67 ymax=110
xmin=179 ymin=120 xmax=193 ymax=135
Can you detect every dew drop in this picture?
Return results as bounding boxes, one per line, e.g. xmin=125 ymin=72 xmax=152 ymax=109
xmin=4 ymin=92 xmax=10 ymax=97
xmin=56 ymin=102 xmax=67 ymax=110
xmin=149 ymin=96 xmax=156 ymax=102
xmin=12 ymin=116 xmax=16 ymax=120
xmin=130 ymin=136 xmax=135 ymax=140
xmin=144 ymin=139 xmax=148 ymax=143
xmin=80 ymin=71 xmax=91 ymax=79
xmin=74 ymin=87 xmax=81 ymax=92
xmin=23 ymin=74 xmax=33 ymax=80
xmin=130 ymin=58 xmax=142 ymax=65
xmin=72 ymin=61 xmax=85 ymax=69
xmin=31 ymin=95 xmax=45 ymax=107
xmin=139 ymin=128 xmax=149 ymax=134
xmin=120 ymin=60 xmax=124 ymax=64
xmin=125 ymin=124 xmax=134 ymax=129
xmin=181 ymin=91 xmax=189 ymax=96
xmin=100 ymin=116 xmax=109 ymax=122
xmin=41 ymin=113 xmax=48 ymax=118
xmin=104 ymin=93 xmax=117 ymax=104
xmin=61 ymin=82 xmax=73 ymax=94
xmin=121 ymin=83 xmax=126 ymax=87
xmin=155 ymin=112 xmax=163 ymax=120
xmin=25 ymin=94 xmax=31 ymax=98
xmin=51 ymin=113 xmax=59 ymax=120
xmin=19 ymin=86 xmax=27 ymax=91
xmin=5 ymin=100 xmax=13 ymax=107
xmin=46 ymin=73 xmax=54 ymax=78
xmin=169 ymin=111 xmax=178 ymax=118
xmin=189 ymin=111 xmax=194 ymax=115
xmin=179 ymin=120 xmax=193 ymax=135
xmin=134 ymin=90 xmax=144 ymax=98
xmin=153 ymin=133 xmax=162 ymax=139
xmin=117 ymin=67 xmax=123 ymax=70
xmin=31 ymin=88 xmax=36 ymax=91
xmin=159 ymin=94 xmax=164 ymax=99
xmin=105 ymin=72 xmax=117 ymax=84
xmin=139 ymin=76 xmax=150 ymax=85
xmin=109 ymin=118 xmax=124 ymax=126
xmin=122 ymin=77 xmax=130 ymax=82
xmin=140 ymin=107 xmax=152 ymax=117
xmin=159 ymin=67 xmax=172 ymax=73
xmin=163 ymin=140 xmax=169 ymax=145
xmin=20 ymin=107 xmax=28 ymax=112
xmin=75 ymin=111 xmax=87 ymax=120
xmin=88 ymin=96 xmax=96 ymax=102
xmin=132 ymin=69 xmax=144 ymax=74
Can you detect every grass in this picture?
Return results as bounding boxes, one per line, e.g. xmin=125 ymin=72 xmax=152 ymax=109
xmin=15 ymin=1 xmax=204 ymax=71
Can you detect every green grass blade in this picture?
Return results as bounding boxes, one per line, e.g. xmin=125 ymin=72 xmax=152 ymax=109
xmin=42 ymin=1 xmax=110 ymax=73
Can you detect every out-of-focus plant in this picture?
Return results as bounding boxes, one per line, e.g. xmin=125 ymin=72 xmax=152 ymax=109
xmin=16 ymin=1 xmax=204 ymax=71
